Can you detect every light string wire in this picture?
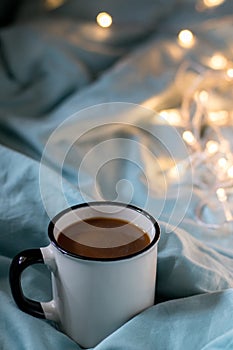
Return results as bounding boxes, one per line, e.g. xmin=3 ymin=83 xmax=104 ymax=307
xmin=173 ymin=60 xmax=233 ymax=229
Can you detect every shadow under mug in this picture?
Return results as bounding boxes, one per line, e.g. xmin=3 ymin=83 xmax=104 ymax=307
xmin=9 ymin=201 xmax=160 ymax=348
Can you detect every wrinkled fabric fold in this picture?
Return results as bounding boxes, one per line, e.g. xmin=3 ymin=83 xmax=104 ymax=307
xmin=1 ymin=1 xmax=233 ymax=349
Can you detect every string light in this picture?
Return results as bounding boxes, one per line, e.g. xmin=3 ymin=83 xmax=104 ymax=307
xmin=216 ymin=188 xmax=233 ymax=222
xmin=206 ymin=140 xmax=219 ymax=155
xmin=208 ymin=110 xmax=229 ymax=125
xmin=203 ymin=0 xmax=225 ymax=7
xmin=172 ymin=36 xmax=233 ymax=229
xmin=226 ymin=68 xmax=233 ymax=79
xmin=159 ymin=109 xmax=182 ymax=125
xmin=45 ymin=0 xmax=65 ymax=9
xmin=182 ymin=131 xmax=196 ymax=146
xmin=216 ymin=187 xmax=226 ymax=202
xmin=208 ymin=53 xmax=228 ymax=70
xmin=96 ymin=12 xmax=113 ymax=28
xmin=168 ymin=165 xmax=180 ymax=180
xmin=178 ymin=29 xmax=195 ymax=48
xmin=217 ymin=157 xmax=228 ymax=169
xmin=227 ymin=166 xmax=233 ymax=178
xmin=196 ymin=0 xmax=225 ymax=11
xmin=198 ymin=90 xmax=209 ymax=104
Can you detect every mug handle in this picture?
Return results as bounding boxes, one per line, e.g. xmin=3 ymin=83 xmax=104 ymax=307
xmin=9 ymin=246 xmax=58 ymax=321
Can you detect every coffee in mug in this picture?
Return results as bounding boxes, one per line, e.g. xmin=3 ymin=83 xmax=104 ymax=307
xmin=57 ymin=217 xmax=150 ymax=259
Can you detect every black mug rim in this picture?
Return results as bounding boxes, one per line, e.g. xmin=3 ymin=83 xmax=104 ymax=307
xmin=48 ymin=201 xmax=160 ymax=262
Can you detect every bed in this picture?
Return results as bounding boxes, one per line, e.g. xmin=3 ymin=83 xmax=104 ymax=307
xmin=1 ymin=0 xmax=233 ymax=349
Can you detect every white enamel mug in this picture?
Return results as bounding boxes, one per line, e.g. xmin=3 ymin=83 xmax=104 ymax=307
xmin=10 ymin=202 xmax=160 ymax=348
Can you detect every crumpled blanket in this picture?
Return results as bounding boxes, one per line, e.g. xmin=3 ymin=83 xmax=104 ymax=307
xmin=1 ymin=1 xmax=233 ymax=349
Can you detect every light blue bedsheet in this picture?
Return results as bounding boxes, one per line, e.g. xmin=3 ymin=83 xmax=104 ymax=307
xmin=1 ymin=1 xmax=233 ymax=349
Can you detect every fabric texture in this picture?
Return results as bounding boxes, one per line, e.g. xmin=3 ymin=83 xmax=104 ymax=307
xmin=1 ymin=1 xmax=233 ymax=349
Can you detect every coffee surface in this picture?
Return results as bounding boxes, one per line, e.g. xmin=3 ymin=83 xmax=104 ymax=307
xmin=57 ymin=217 xmax=150 ymax=259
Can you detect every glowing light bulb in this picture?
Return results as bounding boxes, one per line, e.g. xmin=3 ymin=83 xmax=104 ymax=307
xmin=216 ymin=187 xmax=233 ymax=222
xmin=218 ymin=157 xmax=228 ymax=169
xmin=227 ymin=166 xmax=233 ymax=178
xmin=168 ymin=166 xmax=180 ymax=179
xmin=209 ymin=53 xmax=228 ymax=70
xmin=227 ymin=68 xmax=233 ymax=79
xmin=216 ymin=187 xmax=227 ymax=202
xmin=206 ymin=140 xmax=219 ymax=155
xmin=159 ymin=109 xmax=181 ymax=125
xmin=208 ymin=110 xmax=229 ymax=125
xmin=198 ymin=90 xmax=209 ymax=104
xmin=182 ymin=131 xmax=196 ymax=146
xmin=96 ymin=12 xmax=112 ymax=28
xmin=45 ymin=0 xmax=65 ymax=9
xmin=178 ymin=29 xmax=195 ymax=48
xmin=203 ymin=0 xmax=225 ymax=7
